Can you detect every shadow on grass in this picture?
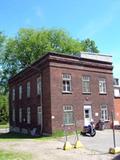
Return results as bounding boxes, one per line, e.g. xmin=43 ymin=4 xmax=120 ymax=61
xmin=0 ymin=132 xmax=51 ymax=140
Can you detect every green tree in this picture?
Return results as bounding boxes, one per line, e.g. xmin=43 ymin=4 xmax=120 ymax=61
xmin=81 ymin=38 xmax=99 ymax=53
xmin=0 ymin=95 xmax=8 ymax=124
xmin=1 ymin=28 xmax=99 ymax=94
xmin=0 ymin=32 xmax=6 ymax=95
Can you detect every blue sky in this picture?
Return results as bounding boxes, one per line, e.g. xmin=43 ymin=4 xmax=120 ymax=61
xmin=0 ymin=0 xmax=120 ymax=79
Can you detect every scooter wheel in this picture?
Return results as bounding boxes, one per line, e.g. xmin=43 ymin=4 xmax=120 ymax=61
xmin=90 ymin=129 xmax=96 ymax=137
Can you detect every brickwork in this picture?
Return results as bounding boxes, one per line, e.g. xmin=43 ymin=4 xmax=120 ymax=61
xmin=9 ymin=52 xmax=114 ymax=135
xmin=114 ymin=98 xmax=120 ymax=122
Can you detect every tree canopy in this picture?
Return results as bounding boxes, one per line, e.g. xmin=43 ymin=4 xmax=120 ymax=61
xmin=1 ymin=28 xmax=99 ymax=94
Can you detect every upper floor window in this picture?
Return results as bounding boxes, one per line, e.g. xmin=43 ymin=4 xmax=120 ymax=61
xmin=63 ymin=105 xmax=74 ymax=125
xmin=99 ymin=79 xmax=107 ymax=94
xmin=19 ymin=85 xmax=22 ymax=100
xmin=27 ymin=107 xmax=31 ymax=124
xmin=100 ymin=105 xmax=108 ymax=121
xmin=12 ymin=88 xmax=15 ymax=101
xmin=37 ymin=77 xmax=41 ymax=95
xmin=27 ymin=82 xmax=30 ymax=98
xmin=62 ymin=74 xmax=72 ymax=93
xmin=82 ymin=76 xmax=90 ymax=93
xmin=113 ymin=78 xmax=119 ymax=86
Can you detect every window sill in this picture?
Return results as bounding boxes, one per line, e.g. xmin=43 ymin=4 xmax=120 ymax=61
xmin=82 ymin=92 xmax=91 ymax=95
xmin=64 ymin=123 xmax=74 ymax=126
xmin=62 ymin=91 xmax=72 ymax=94
xmin=99 ymin=93 xmax=107 ymax=95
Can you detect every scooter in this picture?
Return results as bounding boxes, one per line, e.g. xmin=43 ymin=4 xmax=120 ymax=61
xmin=81 ymin=123 xmax=96 ymax=137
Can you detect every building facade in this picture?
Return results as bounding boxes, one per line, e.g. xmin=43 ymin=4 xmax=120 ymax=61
xmin=9 ymin=52 xmax=114 ymax=135
xmin=114 ymin=78 xmax=120 ymax=123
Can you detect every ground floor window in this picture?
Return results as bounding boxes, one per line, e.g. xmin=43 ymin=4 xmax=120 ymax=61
xmin=100 ymin=105 xmax=108 ymax=121
xmin=19 ymin=108 xmax=22 ymax=123
xmin=27 ymin=107 xmax=31 ymax=124
xmin=37 ymin=106 xmax=42 ymax=125
xmin=12 ymin=107 xmax=15 ymax=122
xmin=63 ymin=105 xmax=74 ymax=125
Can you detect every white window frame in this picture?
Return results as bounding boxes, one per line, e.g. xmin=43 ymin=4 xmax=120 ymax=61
xmin=37 ymin=77 xmax=41 ymax=95
xmin=27 ymin=107 xmax=31 ymax=124
xmin=63 ymin=105 xmax=74 ymax=125
xmin=37 ymin=106 xmax=42 ymax=125
xmin=27 ymin=81 xmax=30 ymax=98
xmin=12 ymin=88 xmax=15 ymax=101
xmin=62 ymin=74 xmax=72 ymax=93
xmin=19 ymin=85 xmax=22 ymax=100
xmin=82 ymin=76 xmax=90 ymax=93
xmin=12 ymin=107 xmax=15 ymax=122
xmin=99 ymin=79 xmax=107 ymax=94
xmin=100 ymin=105 xmax=108 ymax=121
xmin=19 ymin=108 xmax=22 ymax=123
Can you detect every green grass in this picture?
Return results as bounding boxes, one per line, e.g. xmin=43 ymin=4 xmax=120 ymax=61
xmin=0 ymin=150 xmax=32 ymax=160
xmin=0 ymin=123 xmax=9 ymax=129
xmin=0 ymin=130 xmax=75 ymax=142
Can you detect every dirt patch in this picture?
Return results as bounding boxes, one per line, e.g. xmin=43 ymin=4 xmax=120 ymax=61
xmin=0 ymin=138 xmax=115 ymax=160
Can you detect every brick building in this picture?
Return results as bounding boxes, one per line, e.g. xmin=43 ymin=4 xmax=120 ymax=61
xmin=9 ymin=52 xmax=114 ymax=135
xmin=114 ymin=78 xmax=120 ymax=123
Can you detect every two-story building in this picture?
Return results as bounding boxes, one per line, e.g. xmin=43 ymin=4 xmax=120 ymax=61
xmin=9 ymin=52 xmax=114 ymax=135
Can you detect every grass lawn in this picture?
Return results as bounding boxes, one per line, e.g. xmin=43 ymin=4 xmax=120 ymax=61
xmin=0 ymin=150 xmax=32 ymax=160
xmin=0 ymin=130 xmax=75 ymax=142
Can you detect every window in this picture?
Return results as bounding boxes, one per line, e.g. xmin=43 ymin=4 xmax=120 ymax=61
xmin=12 ymin=88 xmax=15 ymax=101
xmin=99 ymin=79 xmax=107 ymax=94
xmin=19 ymin=85 xmax=22 ymax=99
xmin=62 ymin=74 xmax=72 ymax=93
xmin=100 ymin=105 xmax=108 ymax=121
xmin=37 ymin=106 xmax=42 ymax=125
xmin=114 ymin=78 xmax=119 ymax=86
xmin=27 ymin=82 xmax=30 ymax=97
xmin=63 ymin=105 xmax=74 ymax=125
xmin=27 ymin=107 xmax=31 ymax=124
xmin=82 ymin=76 xmax=90 ymax=93
xmin=12 ymin=107 xmax=15 ymax=122
xmin=19 ymin=108 xmax=22 ymax=123
xmin=37 ymin=77 xmax=41 ymax=95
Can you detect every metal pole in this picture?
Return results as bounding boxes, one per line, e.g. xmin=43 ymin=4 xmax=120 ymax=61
xmin=111 ymin=112 xmax=116 ymax=148
xmin=73 ymin=112 xmax=79 ymax=140
xmin=64 ymin=125 xmax=68 ymax=142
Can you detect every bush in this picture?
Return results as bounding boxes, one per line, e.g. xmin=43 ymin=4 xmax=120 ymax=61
xmin=0 ymin=95 xmax=8 ymax=124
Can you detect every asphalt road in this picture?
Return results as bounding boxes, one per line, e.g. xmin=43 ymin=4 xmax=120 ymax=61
xmin=64 ymin=129 xmax=120 ymax=154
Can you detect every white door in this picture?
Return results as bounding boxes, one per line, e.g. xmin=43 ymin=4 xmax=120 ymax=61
xmin=84 ymin=105 xmax=92 ymax=126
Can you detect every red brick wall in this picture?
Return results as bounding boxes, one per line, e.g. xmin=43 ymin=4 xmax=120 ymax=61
xmin=9 ymin=53 xmax=114 ymax=134
xmin=50 ymin=63 xmax=114 ymax=132
xmin=114 ymin=98 xmax=120 ymax=123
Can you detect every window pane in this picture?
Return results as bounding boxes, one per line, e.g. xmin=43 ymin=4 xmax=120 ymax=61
xmin=27 ymin=82 xmax=30 ymax=97
xmin=63 ymin=105 xmax=73 ymax=125
xmin=82 ymin=76 xmax=90 ymax=93
xmin=37 ymin=77 xmax=41 ymax=95
xmin=99 ymin=79 xmax=106 ymax=93
xmin=62 ymin=74 xmax=71 ymax=92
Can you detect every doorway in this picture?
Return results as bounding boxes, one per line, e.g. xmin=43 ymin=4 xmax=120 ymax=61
xmin=84 ymin=105 xmax=92 ymax=126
